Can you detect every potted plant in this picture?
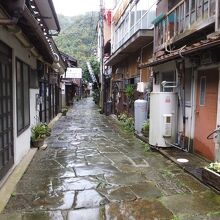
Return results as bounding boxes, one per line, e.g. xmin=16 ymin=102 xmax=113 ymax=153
xmin=62 ymin=107 xmax=68 ymax=116
xmin=31 ymin=123 xmax=51 ymax=148
xmin=202 ymin=162 xmax=220 ymax=191
xmin=125 ymin=84 xmax=135 ymax=105
xmin=142 ymin=121 xmax=149 ymax=137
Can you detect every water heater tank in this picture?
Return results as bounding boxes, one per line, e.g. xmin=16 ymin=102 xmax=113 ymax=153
xmin=149 ymin=92 xmax=177 ymax=147
xmin=134 ymin=99 xmax=148 ymax=133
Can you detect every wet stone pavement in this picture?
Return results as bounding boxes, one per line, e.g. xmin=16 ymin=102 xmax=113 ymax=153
xmin=1 ymin=98 xmax=220 ymax=220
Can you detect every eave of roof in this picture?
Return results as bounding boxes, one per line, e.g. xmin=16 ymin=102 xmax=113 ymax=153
xmin=139 ymin=36 xmax=220 ymax=68
xmin=34 ymin=0 xmax=60 ymax=32
xmin=20 ymin=6 xmax=54 ymax=63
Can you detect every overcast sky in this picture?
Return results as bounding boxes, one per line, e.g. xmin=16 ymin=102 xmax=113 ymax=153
xmin=53 ymin=0 xmax=113 ymax=16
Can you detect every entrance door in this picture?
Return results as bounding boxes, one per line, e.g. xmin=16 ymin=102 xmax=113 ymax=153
xmin=194 ymin=69 xmax=219 ymax=161
xmin=0 ymin=42 xmax=14 ymax=180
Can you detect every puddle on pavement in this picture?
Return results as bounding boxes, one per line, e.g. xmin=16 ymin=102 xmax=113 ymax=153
xmin=67 ymin=207 xmax=105 ymax=220
xmin=98 ymin=186 xmax=136 ymax=202
xmin=33 ymin=191 xmax=75 ymax=210
xmin=106 ymin=172 xmax=147 ymax=186
xmin=74 ymin=190 xmax=107 ymax=209
xmin=3 ymin=98 xmax=220 ymax=219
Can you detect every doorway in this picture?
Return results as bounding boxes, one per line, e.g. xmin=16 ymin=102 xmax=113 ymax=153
xmin=194 ymin=68 xmax=219 ymax=161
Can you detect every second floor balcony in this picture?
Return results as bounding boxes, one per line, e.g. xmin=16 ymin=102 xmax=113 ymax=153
xmin=154 ymin=0 xmax=217 ymax=52
xmin=106 ymin=0 xmax=156 ymax=66
xmin=112 ymin=0 xmax=157 ymax=53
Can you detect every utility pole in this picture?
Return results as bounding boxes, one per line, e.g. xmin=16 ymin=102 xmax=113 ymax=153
xmin=99 ymin=0 xmax=105 ymax=112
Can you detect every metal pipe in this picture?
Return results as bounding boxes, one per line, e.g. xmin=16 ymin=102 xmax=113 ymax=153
xmin=165 ymin=140 xmax=188 ymax=152
xmin=187 ymin=68 xmax=194 ymax=152
xmin=182 ymin=60 xmax=187 ymax=150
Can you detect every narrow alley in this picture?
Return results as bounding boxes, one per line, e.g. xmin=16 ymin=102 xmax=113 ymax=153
xmin=1 ymin=98 xmax=220 ymax=220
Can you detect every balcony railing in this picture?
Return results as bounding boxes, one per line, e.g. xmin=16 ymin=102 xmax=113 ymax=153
xmin=113 ymin=2 xmax=156 ymax=52
xmin=155 ymin=0 xmax=216 ymax=51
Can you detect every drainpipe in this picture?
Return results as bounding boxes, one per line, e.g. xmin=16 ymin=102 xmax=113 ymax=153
xmin=188 ymin=68 xmax=195 ymax=153
xmin=176 ymin=60 xmax=188 ymax=151
xmin=182 ymin=59 xmax=187 ymax=150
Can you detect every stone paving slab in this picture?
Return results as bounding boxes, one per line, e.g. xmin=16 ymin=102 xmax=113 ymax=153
xmin=1 ymin=98 xmax=220 ymax=220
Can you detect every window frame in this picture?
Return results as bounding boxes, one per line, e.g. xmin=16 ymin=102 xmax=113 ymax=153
xmin=16 ymin=58 xmax=30 ymax=135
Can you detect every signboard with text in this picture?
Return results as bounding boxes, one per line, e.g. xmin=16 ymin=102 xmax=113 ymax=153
xmin=65 ymin=68 xmax=82 ymax=79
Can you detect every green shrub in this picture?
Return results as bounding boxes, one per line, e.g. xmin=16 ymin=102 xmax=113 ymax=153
xmin=62 ymin=107 xmax=68 ymax=116
xmin=118 ymin=113 xmax=128 ymax=122
xmin=117 ymin=113 xmax=134 ymax=132
xmin=92 ymin=89 xmax=100 ymax=104
xmin=208 ymin=162 xmax=220 ymax=174
xmin=125 ymin=84 xmax=134 ymax=99
xmin=142 ymin=120 xmax=149 ymax=137
xmin=31 ymin=123 xmax=51 ymax=141
xmin=123 ymin=117 xmax=134 ymax=132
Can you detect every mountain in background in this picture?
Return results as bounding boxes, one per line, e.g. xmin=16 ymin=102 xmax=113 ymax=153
xmin=54 ymin=12 xmax=99 ymax=68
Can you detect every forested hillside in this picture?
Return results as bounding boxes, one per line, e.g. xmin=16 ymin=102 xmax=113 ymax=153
xmin=54 ymin=12 xmax=99 ymax=67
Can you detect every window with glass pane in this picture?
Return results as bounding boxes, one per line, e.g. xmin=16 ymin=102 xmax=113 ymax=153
xmin=202 ymin=0 xmax=208 ymax=18
xmin=16 ymin=61 xmax=23 ymax=132
xmin=190 ymin=0 xmax=196 ymax=24
xmin=16 ymin=59 xmax=30 ymax=134
xmin=160 ymin=71 xmax=176 ymax=92
xmin=130 ymin=6 xmax=135 ymax=28
xmin=185 ymin=0 xmax=190 ymax=28
xmin=197 ymin=0 xmax=202 ymax=20
xmin=136 ymin=0 xmax=142 ymax=22
xmin=200 ymin=76 xmax=206 ymax=106
xmin=210 ymin=0 xmax=215 ymax=16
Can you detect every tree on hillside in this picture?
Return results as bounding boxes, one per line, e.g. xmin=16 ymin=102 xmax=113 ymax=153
xmin=54 ymin=12 xmax=99 ymax=68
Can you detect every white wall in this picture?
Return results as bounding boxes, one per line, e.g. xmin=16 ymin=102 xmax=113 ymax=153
xmin=0 ymin=26 xmax=37 ymax=165
xmin=30 ymin=89 xmax=40 ymax=127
